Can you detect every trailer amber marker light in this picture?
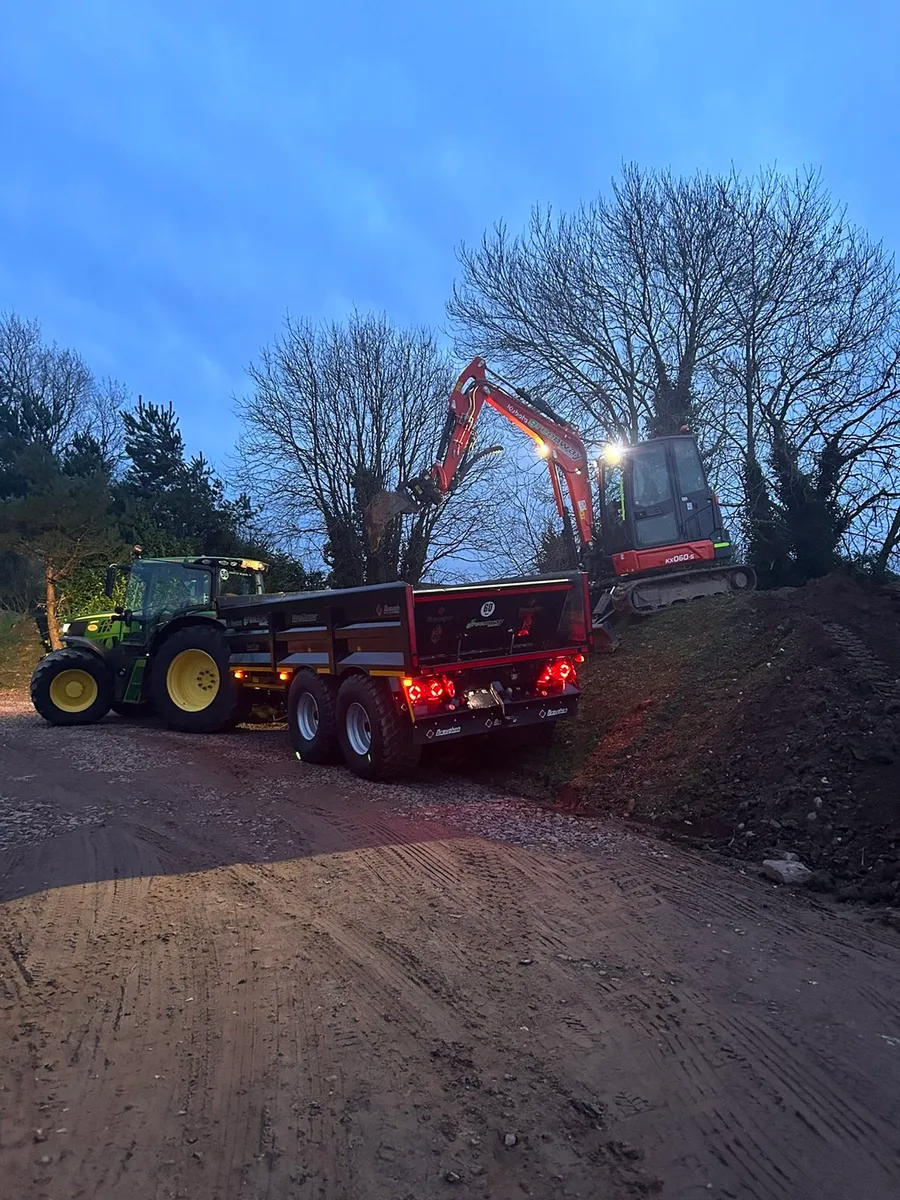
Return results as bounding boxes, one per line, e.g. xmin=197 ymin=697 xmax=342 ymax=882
xmin=278 ymin=671 xmax=290 ymax=681
xmin=234 ymin=669 xmax=245 ymax=679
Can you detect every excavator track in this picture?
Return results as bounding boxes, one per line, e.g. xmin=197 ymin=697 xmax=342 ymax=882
xmin=607 ymin=563 xmax=757 ymax=617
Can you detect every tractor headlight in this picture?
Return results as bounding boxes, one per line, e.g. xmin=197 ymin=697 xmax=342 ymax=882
xmin=61 ymin=622 xmax=70 ymax=634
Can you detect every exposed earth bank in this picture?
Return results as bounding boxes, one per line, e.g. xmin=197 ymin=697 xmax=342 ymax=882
xmin=467 ymin=574 xmax=900 ymax=907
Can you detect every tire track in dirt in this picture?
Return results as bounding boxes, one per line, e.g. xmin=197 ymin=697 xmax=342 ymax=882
xmin=3 ymin=709 xmax=899 ymax=1199
xmin=822 ymin=622 xmax=900 ymax=703
xmin=415 ymin=836 xmax=900 ymax=1199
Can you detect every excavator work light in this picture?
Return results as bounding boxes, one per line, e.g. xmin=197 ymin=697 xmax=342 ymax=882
xmin=601 ymin=442 xmax=627 ymax=467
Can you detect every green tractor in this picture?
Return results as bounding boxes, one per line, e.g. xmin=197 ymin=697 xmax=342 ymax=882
xmin=30 ymin=551 xmax=267 ymax=732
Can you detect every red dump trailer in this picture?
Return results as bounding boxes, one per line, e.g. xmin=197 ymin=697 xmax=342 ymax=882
xmin=221 ymin=571 xmax=593 ymax=779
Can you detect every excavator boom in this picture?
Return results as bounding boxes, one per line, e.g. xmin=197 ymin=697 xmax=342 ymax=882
xmin=366 ymin=357 xmax=595 ymax=555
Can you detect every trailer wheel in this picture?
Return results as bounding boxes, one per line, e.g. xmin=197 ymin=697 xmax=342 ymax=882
xmin=30 ymin=648 xmax=113 ymax=726
xmin=336 ymin=675 xmax=420 ymax=781
xmin=288 ymin=670 xmax=340 ymax=764
xmin=150 ymin=625 xmax=242 ymax=733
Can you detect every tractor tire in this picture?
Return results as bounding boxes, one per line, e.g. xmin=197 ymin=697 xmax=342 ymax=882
xmin=287 ymin=670 xmax=340 ymax=765
xmin=111 ymin=699 xmax=153 ymax=718
xmin=30 ymin=648 xmax=113 ymax=726
xmin=335 ymin=674 xmax=420 ymax=781
xmin=150 ymin=625 xmax=242 ymax=734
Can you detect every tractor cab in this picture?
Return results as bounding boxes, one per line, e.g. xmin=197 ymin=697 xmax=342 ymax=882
xmin=104 ymin=554 xmax=267 ymax=625
xmin=596 ymin=435 xmax=732 ymax=578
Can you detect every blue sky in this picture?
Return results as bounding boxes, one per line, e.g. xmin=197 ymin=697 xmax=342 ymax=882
xmin=2 ymin=0 xmax=898 ymax=469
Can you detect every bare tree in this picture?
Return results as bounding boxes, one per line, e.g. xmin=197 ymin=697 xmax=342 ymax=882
xmin=872 ymin=505 xmax=900 ymax=578
xmin=0 ymin=313 xmax=129 ymax=637
xmin=236 ymin=312 xmax=502 ymax=586
xmin=0 ymin=312 xmax=94 ymax=453
xmin=715 ymin=169 xmax=900 ymax=583
xmin=448 ymin=165 xmax=739 ymax=443
xmin=85 ymin=376 xmax=129 ymax=471
xmin=0 ymin=312 xmax=128 ymax=470
xmin=450 ymin=165 xmax=900 ymax=585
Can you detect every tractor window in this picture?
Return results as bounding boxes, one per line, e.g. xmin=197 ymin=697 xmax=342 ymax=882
xmin=124 ymin=565 xmax=149 ymax=614
xmin=145 ymin=564 xmax=212 ymax=617
xmin=673 ymin=438 xmax=707 ymax=495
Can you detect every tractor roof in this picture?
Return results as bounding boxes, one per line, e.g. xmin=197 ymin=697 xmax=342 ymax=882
xmin=128 ymin=556 xmax=268 ymax=571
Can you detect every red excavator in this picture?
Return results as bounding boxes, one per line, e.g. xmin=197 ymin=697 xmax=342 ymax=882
xmin=365 ymin=357 xmax=755 ymax=637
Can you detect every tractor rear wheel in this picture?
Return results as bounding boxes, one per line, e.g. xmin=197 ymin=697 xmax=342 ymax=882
xmin=288 ymin=670 xmax=340 ymax=764
xmin=150 ymin=625 xmax=242 ymax=733
xmin=30 ymin=648 xmax=113 ymax=726
xmin=335 ymin=675 xmax=420 ymax=781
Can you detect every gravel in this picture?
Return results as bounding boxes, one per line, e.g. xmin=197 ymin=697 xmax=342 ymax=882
xmin=0 ymin=797 xmax=113 ymax=851
xmin=390 ymin=783 xmax=631 ymax=854
xmin=2 ymin=700 xmax=636 ymax=861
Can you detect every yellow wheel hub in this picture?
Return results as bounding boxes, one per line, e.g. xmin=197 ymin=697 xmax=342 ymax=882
xmin=49 ymin=669 xmax=99 ymax=714
xmin=166 ymin=649 xmax=220 ymax=712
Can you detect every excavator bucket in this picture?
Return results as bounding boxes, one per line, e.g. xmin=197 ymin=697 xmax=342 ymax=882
xmin=365 ymin=489 xmax=420 ymax=552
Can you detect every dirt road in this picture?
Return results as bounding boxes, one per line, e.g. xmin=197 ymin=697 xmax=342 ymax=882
xmin=1 ymin=694 xmax=899 ymax=1200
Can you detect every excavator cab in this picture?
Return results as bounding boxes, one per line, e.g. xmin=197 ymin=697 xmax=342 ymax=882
xmin=598 ymin=436 xmax=730 ymax=567
xmin=595 ymin=436 xmax=752 ymax=611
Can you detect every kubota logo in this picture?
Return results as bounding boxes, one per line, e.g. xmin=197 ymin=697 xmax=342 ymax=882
xmin=480 ymin=601 xmax=496 ymax=618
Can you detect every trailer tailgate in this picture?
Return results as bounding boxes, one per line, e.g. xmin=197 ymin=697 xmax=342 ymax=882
xmin=411 ymin=572 xmax=592 ymax=669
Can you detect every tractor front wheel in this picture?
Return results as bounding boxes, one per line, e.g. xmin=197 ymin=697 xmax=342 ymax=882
xmin=30 ymin=648 xmax=113 ymax=726
xmin=150 ymin=625 xmax=243 ymax=733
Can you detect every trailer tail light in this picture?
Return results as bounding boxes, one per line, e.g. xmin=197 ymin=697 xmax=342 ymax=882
xmin=536 ymin=657 xmax=578 ymax=693
xmin=403 ymin=676 xmax=456 ymax=707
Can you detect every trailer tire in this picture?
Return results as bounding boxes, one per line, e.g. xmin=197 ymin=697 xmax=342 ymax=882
xmin=30 ymin=648 xmax=113 ymax=725
xmin=150 ymin=625 xmax=241 ymax=733
xmin=336 ymin=675 xmax=420 ymax=781
xmin=288 ymin=670 xmax=340 ymax=764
